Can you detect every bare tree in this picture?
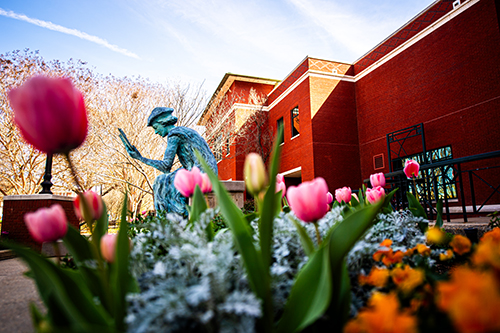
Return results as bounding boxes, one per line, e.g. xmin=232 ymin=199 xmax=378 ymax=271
xmin=204 ymin=87 xmax=273 ymax=164
xmin=0 ymin=50 xmax=207 ymax=220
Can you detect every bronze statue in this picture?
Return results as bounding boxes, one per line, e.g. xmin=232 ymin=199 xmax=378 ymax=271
xmin=119 ymin=107 xmax=218 ymax=216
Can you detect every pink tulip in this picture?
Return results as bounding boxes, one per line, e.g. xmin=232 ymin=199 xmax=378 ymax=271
xmin=287 ymin=177 xmax=329 ymax=223
xmin=200 ymin=172 xmax=212 ymax=194
xmin=8 ymin=76 xmax=88 ymax=154
xmin=404 ymin=160 xmax=420 ymax=178
xmin=335 ymin=187 xmax=352 ymax=203
xmin=326 ymin=192 xmax=334 ymax=204
xmin=100 ymin=233 xmax=132 ymax=263
xmin=74 ymin=190 xmax=104 ymax=221
xmin=174 ymin=166 xmax=204 ymax=197
xmin=366 ymin=186 xmax=386 ymax=204
xmin=370 ymin=172 xmax=386 ymax=187
xmin=244 ymin=153 xmax=268 ymax=195
xmin=276 ymin=174 xmax=286 ymax=197
xmin=100 ymin=234 xmax=118 ymax=263
xmin=24 ymin=204 xmax=68 ymax=243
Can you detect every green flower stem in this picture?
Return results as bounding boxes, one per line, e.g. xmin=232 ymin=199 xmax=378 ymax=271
xmin=412 ymin=176 xmax=419 ymax=201
xmin=313 ymin=222 xmax=322 ymax=246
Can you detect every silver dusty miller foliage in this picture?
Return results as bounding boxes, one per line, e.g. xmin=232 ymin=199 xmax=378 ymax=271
xmin=126 ymin=207 xmax=434 ymax=332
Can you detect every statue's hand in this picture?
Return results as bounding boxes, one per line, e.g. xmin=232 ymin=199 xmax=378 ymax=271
xmin=126 ymin=145 xmax=142 ymax=159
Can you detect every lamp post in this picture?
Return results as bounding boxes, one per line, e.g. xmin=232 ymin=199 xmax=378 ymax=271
xmin=40 ymin=153 xmax=53 ymax=194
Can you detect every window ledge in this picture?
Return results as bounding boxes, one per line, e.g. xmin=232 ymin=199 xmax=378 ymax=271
xmin=291 ymin=134 xmax=300 ymax=140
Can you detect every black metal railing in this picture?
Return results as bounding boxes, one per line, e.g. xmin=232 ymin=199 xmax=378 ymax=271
xmin=365 ymin=150 xmax=500 ymax=222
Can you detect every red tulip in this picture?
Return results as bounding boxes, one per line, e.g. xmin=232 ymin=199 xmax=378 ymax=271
xmin=370 ymin=172 xmax=386 ymax=187
xmin=287 ymin=177 xmax=329 ymax=223
xmin=74 ymin=190 xmax=104 ymax=221
xmin=174 ymin=166 xmax=204 ymax=197
xmin=335 ymin=187 xmax=352 ymax=203
xmin=24 ymin=204 xmax=68 ymax=243
xmin=276 ymin=174 xmax=286 ymax=198
xmin=8 ymin=76 xmax=88 ymax=154
xmin=404 ymin=160 xmax=420 ymax=178
xmin=366 ymin=186 xmax=386 ymax=204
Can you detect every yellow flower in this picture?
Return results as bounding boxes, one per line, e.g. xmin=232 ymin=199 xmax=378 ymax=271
xmin=450 ymin=235 xmax=472 ymax=255
xmin=426 ymin=227 xmax=447 ymax=245
xmin=416 ymin=243 xmax=431 ymax=256
xmin=436 ymin=266 xmax=500 ymax=333
xmin=439 ymin=249 xmax=454 ymax=261
xmin=359 ymin=267 xmax=390 ymax=288
xmin=344 ymin=292 xmax=418 ymax=333
xmin=391 ymin=265 xmax=425 ymax=295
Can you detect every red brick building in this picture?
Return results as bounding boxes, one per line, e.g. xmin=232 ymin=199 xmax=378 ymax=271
xmin=199 ymin=0 xmax=500 ymax=206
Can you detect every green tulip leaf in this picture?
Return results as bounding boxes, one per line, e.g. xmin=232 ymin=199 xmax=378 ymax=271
xmin=110 ymin=192 xmax=135 ymax=331
xmin=381 ymin=188 xmax=398 ymax=214
xmin=276 ymin=244 xmax=332 ymax=333
xmin=63 ymin=226 xmax=109 ymax=309
xmin=189 ymin=185 xmax=213 ymax=241
xmin=196 ymin=151 xmax=269 ymax=302
xmin=290 ymin=217 xmax=315 ymax=256
xmin=406 ymin=192 xmax=428 ymax=232
xmin=5 ymin=242 xmax=113 ymax=330
xmin=93 ymin=201 xmax=109 ymax=246
xmin=436 ymin=198 xmax=444 ymax=228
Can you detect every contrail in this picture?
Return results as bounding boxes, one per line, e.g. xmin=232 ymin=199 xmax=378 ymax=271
xmin=0 ymin=8 xmax=140 ymax=59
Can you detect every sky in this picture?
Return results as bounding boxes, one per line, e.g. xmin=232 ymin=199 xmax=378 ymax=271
xmin=0 ymin=0 xmax=435 ymax=97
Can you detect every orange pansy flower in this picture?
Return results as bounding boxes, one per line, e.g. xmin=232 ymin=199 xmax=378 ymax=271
xmin=450 ymin=235 xmax=471 ymax=255
xmin=391 ymin=265 xmax=425 ymax=294
xmin=436 ymin=266 xmax=500 ymax=333
xmin=344 ymin=292 xmax=418 ymax=333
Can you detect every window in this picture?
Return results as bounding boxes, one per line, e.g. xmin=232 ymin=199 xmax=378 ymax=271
xmin=214 ymin=134 xmax=222 ymax=162
xmin=226 ymin=137 xmax=230 ymax=156
xmin=291 ymin=107 xmax=300 ymax=137
xmin=395 ymin=146 xmax=456 ymax=200
xmin=277 ymin=117 xmax=284 ymax=144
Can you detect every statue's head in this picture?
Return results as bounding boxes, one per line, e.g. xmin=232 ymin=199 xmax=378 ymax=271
xmin=147 ymin=107 xmax=178 ymax=127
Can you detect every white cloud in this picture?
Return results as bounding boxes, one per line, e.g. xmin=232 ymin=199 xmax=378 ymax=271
xmin=0 ymin=7 xmax=140 ymax=59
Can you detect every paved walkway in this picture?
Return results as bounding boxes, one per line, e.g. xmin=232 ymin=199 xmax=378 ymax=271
xmin=0 ymin=258 xmax=44 ymax=333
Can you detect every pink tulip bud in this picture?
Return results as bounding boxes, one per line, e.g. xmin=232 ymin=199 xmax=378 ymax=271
xmin=200 ymin=172 xmax=212 ymax=194
xmin=335 ymin=187 xmax=352 ymax=204
xmin=174 ymin=166 xmax=204 ymax=197
xmin=404 ymin=160 xmax=420 ymax=178
xmin=100 ymin=233 xmax=132 ymax=263
xmin=276 ymin=174 xmax=286 ymax=198
xmin=326 ymin=192 xmax=334 ymax=205
xmin=100 ymin=233 xmax=118 ymax=263
xmin=74 ymin=190 xmax=104 ymax=221
xmin=244 ymin=153 xmax=268 ymax=195
xmin=24 ymin=204 xmax=68 ymax=243
xmin=8 ymin=76 xmax=88 ymax=154
xmin=370 ymin=172 xmax=386 ymax=187
xmin=287 ymin=177 xmax=330 ymax=223
xmin=366 ymin=186 xmax=386 ymax=204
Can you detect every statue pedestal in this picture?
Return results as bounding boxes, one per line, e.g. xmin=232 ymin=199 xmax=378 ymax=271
xmin=191 ymin=181 xmax=245 ymax=209
xmin=1 ymin=194 xmax=80 ymax=251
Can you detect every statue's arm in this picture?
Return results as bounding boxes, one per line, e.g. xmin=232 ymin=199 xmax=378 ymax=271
xmin=135 ymin=136 xmax=180 ymax=174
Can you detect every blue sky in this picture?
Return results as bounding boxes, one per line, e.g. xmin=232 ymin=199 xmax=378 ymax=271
xmin=0 ymin=0 xmax=434 ymax=95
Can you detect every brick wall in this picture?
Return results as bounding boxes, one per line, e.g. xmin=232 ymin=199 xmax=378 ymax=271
xmin=355 ymin=0 xmax=500 ymax=205
xmin=1 ymin=195 xmax=80 ymax=251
